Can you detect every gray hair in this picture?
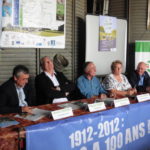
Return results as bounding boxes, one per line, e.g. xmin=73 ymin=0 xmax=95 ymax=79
xmin=13 ymin=65 xmax=29 ymax=78
xmin=83 ymin=61 xmax=93 ymax=73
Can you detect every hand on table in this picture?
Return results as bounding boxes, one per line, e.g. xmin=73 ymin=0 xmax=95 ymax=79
xmin=127 ymin=88 xmax=137 ymax=96
xmin=22 ymin=106 xmax=33 ymax=114
xmin=99 ymin=94 xmax=107 ymax=99
xmin=109 ymin=89 xmax=117 ymax=98
xmin=65 ymin=92 xmax=69 ymax=96
xmin=146 ymin=86 xmax=150 ymax=92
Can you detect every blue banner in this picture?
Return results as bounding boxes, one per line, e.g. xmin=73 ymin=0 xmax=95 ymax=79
xmin=26 ymin=101 xmax=150 ymax=150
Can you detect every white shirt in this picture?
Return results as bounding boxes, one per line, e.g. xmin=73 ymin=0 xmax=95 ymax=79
xmin=44 ymin=72 xmax=68 ymax=103
xmin=44 ymin=71 xmax=59 ymax=87
xmin=103 ymin=73 xmax=132 ymax=91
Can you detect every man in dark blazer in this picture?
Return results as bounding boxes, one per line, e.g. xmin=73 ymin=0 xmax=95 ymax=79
xmin=35 ymin=56 xmax=75 ymax=105
xmin=128 ymin=62 xmax=150 ymax=92
xmin=0 ymin=65 xmax=33 ymax=114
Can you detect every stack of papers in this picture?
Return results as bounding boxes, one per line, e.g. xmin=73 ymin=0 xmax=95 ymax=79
xmin=95 ymin=98 xmax=115 ymax=106
xmin=59 ymin=101 xmax=88 ymax=110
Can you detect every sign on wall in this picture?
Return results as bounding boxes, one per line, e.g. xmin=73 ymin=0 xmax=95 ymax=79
xmin=0 ymin=0 xmax=65 ymax=48
xmin=99 ymin=15 xmax=117 ymax=51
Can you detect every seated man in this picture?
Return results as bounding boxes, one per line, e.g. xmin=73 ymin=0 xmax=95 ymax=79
xmin=128 ymin=62 xmax=150 ymax=92
xmin=77 ymin=61 xmax=107 ymax=99
xmin=0 ymin=65 xmax=33 ymax=114
xmin=35 ymin=56 xmax=75 ymax=105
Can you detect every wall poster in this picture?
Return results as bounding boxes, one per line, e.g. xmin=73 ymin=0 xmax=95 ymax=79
xmin=99 ymin=15 xmax=117 ymax=51
xmin=0 ymin=0 xmax=65 ymax=48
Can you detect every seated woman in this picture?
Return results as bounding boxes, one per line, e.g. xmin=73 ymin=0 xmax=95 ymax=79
xmin=77 ymin=61 xmax=107 ymax=99
xmin=103 ymin=60 xmax=137 ymax=97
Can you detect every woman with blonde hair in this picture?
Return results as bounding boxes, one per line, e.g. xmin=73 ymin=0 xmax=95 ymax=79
xmin=103 ymin=60 xmax=136 ymax=97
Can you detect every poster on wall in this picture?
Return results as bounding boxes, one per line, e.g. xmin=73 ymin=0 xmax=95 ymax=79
xmin=0 ymin=0 xmax=65 ymax=48
xmin=99 ymin=15 xmax=117 ymax=51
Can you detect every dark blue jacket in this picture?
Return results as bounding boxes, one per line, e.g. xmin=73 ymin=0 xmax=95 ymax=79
xmin=128 ymin=71 xmax=150 ymax=92
xmin=0 ymin=78 xmax=33 ymax=114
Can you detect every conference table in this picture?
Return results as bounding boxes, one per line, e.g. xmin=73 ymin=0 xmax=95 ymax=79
xmin=0 ymin=95 xmax=149 ymax=150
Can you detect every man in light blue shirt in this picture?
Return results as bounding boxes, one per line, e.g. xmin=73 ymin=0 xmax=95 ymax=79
xmin=77 ymin=62 xmax=107 ymax=99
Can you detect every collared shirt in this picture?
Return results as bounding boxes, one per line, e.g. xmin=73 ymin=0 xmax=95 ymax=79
xmin=44 ymin=71 xmax=68 ymax=103
xmin=15 ymin=85 xmax=28 ymax=107
xmin=138 ymin=75 xmax=144 ymax=86
xmin=77 ymin=75 xmax=107 ymax=98
xmin=44 ymin=71 xmax=59 ymax=87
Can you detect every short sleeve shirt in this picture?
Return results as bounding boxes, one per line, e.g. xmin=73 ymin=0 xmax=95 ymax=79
xmin=103 ymin=74 xmax=132 ymax=91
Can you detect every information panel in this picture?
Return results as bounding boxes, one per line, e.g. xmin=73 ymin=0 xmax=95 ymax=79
xmin=99 ymin=15 xmax=117 ymax=52
xmin=0 ymin=0 xmax=65 ymax=48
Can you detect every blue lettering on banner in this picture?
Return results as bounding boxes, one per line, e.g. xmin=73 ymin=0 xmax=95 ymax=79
xmin=26 ymin=101 xmax=150 ymax=150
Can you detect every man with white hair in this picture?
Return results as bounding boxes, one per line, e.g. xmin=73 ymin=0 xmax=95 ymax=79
xmin=77 ymin=61 xmax=107 ymax=99
xmin=128 ymin=62 xmax=150 ymax=92
xmin=35 ymin=56 xmax=74 ymax=105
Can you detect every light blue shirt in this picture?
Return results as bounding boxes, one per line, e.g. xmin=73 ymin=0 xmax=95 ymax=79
xmin=77 ymin=75 xmax=107 ymax=98
xmin=16 ymin=86 xmax=28 ymax=107
xmin=138 ymin=75 xmax=144 ymax=86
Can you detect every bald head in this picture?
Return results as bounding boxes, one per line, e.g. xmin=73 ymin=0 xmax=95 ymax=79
xmin=40 ymin=56 xmax=54 ymax=73
xmin=137 ymin=62 xmax=147 ymax=75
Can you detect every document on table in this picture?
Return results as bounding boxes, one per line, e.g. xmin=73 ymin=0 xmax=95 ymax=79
xmin=58 ymin=101 xmax=88 ymax=110
xmin=15 ymin=108 xmax=51 ymax=121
